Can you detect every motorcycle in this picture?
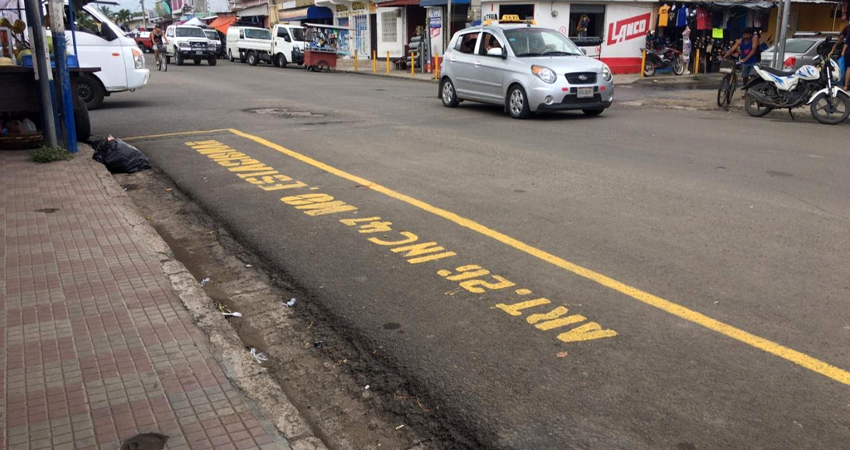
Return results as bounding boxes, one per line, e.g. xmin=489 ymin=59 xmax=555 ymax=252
xmin=643 ymin=32 xmax=686 ymax=77
xmin=743 ymin=55 xmax=850 ymax=125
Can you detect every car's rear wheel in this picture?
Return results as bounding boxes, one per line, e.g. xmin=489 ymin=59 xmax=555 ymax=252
xmin=440 ymin=78 xmax=459 ymax=108
xmin=247 ymin=51 xmax=258 ymax=66
xmin=582 ymin=108 xmax=604 ymax=117
xmin=507 ymin=86 xmax=531 ymax=119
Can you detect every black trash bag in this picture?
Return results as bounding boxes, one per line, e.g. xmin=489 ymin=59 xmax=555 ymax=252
xmin=89 ymin=135 xmax=152 ymax=174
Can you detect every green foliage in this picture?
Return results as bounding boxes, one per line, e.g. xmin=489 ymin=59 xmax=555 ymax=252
xmin=29 ymin=145 xmax=72 ymax=163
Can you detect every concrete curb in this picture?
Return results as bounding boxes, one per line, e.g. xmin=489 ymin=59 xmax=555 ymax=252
xmin=86 ymin=143 xmax=330 ymax=450
xmin=336 ymin=67 xmax=439 ymax=83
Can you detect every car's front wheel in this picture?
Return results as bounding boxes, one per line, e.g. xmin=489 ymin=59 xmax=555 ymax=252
xmin=507 ymin=86 xmax=531 ymax=119
xmin=440 ymin=78 xmax=459 ymax=108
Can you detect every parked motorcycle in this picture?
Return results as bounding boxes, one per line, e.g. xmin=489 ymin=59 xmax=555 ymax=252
xmin=643 ymin=32 xmax=685 ymax=77
xmin=743 ymin=55 xmax=850 ymax=124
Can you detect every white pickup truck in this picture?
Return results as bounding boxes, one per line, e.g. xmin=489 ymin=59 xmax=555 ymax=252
xmin=226 ymin=24 xmax=306 ymax=67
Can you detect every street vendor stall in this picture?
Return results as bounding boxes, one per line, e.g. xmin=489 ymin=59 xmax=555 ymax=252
xmin=303 ymin=23 xmax=354 ymax=72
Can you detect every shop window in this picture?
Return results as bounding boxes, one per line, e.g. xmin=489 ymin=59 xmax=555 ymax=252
xmin=455 ymin=32 xmax=479 ymax=54
xmin=381 ymin=11 xmax=397 ymax=43
xmin=499 ymin=4 xmax=534 ymax=21
xmin=569 ymin=5 xmax=605 ymax=39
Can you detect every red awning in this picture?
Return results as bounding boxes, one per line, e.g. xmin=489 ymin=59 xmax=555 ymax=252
xmin=375 ymin=0 xmax=420 ymax=6
xmin=208 ymin=15 xmax=238 ymax=34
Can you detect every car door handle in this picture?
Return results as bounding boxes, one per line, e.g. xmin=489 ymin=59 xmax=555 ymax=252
xmin=450 ymin=57 xmax=456 ymax=62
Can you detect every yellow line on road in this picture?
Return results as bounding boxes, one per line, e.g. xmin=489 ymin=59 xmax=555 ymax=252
xmin=122 ymin=129 xmax=232 ymax=141
xmin=229 ymin=127 xmax=850 ymax=387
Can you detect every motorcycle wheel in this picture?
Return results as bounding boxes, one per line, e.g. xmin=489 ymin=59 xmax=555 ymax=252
xmin=811 ymin=91 xmax=850 ymax=125
xmin=644 ymin=62 xmax=656 ymax=77
xmin=744 ymin=82 xmax=773 ymax=117
xmin=672 ymin=56 xmax=685 ymax=76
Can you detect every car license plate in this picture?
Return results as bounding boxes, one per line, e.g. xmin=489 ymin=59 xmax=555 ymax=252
xmin=577 ymin=87 xmax=594 ymax=98
xmin=195 ymin=50 xmax=203 ymax=55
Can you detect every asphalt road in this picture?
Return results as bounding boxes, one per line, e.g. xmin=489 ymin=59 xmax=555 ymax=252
xmin=92 ymin=55 xmax=850 ymax=450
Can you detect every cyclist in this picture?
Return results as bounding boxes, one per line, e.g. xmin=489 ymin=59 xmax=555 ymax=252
xmin=722 ymin=28 xmax=759 ymax=85
xmin=151 ymin=24 xmax=166 ymax=65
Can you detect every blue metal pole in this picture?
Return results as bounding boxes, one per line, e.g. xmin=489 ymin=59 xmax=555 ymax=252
xmin=49 ymin=0 xmax=76 ymax=152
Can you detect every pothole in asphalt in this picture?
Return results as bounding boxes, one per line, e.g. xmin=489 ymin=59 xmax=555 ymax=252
xmin=243 ymin=107 xmax=326 ymax=118
xmin=120 ymin=433 xmax=168 ymax=450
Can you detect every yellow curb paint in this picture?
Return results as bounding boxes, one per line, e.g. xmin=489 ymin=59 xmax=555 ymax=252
xmin=226 ymin=127 xmax=850 ymax=388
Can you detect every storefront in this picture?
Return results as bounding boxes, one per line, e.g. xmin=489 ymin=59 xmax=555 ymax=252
xmin=275 ymin=2 xmax=334 ymax=25
xmin=237 ymin=0 xmax=271 ymax=28
xmin=481 ymin=0 xmax=655 ymax=74
xmin=315 ymin=0 xmax=377 ymax=58
xmin=375 ymin=0 xmax=427 ymax=58
xmin=421 ymin=0 xmax=470 ymax=52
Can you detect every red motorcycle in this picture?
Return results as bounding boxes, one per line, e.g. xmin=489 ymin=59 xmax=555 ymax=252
xmin=643 ymin=32 xmax=686 ymax=77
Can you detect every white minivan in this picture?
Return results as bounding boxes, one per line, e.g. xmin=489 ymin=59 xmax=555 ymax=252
xmin=64 ymin=3 xmax=149 ymax=109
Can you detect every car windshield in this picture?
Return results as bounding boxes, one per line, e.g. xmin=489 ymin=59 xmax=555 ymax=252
xmin=291 ymin=28 xmax=305 ymax=41
xmin=767 ymin=39 xmax=815 ymax=54
xmin=204 ymin=30 xmax=219 ymax=40
xmin=176 ymin=27 xmax=206 ymax=38
xmin=245 ymin=29 xmax=272 ymax=40
xmin=503 ymin=28 xmax=582 ymax=57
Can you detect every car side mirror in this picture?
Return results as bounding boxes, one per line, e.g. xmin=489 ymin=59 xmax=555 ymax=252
xmin=580 ymin=48 xmax=587 ymax=55
xmin=487 ymin=47 xmax=504 ymax=58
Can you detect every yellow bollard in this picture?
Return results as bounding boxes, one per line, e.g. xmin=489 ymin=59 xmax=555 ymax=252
xmin=694 ymin=49 xmax=700 ymax=75
xmin=434 ymin=54 xmax=440 ymax=79
xmin=354 ymin=50 xmax=358 ymax=71
xmin=641 ymin=49 xmax=646 ymax=78
xmin=411 ymin=52 xmax=415 ymax=78
xmin=386 ymin=51 xmax=390 ymax=75
xmin=372 ymin=50 xmax=376 ymax=73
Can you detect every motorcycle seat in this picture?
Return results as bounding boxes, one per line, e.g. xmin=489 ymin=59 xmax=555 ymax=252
xmin=758 ymin=66 xmax=796 ymax=77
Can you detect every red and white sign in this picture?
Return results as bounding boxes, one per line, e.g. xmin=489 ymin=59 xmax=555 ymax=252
xmin=606 ymin=13 xmax=650 ymax=46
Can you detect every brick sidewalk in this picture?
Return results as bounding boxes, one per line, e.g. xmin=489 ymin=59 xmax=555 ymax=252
xmin=0 ymin=150 xmax=289 ymax=450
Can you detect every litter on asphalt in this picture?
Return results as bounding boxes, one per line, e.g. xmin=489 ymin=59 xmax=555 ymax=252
xmin=314 ymin=341 xmax=323 ymax=349
xmin=199 ymin=277 xmax=211 ymax=286
xmin=285 ymin=298 xmax=296 ymax=307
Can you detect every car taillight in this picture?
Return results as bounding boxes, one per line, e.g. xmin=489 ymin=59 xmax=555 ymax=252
xmin=783 ymin=57 xmax=796 ymax=70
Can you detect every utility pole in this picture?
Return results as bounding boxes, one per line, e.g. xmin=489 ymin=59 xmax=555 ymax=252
xmin=140 ymin=0 xmax=146 ymax=28
xmin=775 ymin=0 xmax=791 ymax=69
xmin=23 ymin=0 xmax=57 ymax=148
xmin=446 ymin=0 xmax=451 ymax=50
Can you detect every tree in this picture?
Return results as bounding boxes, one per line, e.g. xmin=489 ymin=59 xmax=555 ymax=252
xmin=115 ymin=9 xmax=133 ymax=25
xmin=97 ymin=6 xmax=114 ymax=20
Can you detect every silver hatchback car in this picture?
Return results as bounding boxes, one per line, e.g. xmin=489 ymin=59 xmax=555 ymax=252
xmin=439 ymin=18 xmax=614 ymax=119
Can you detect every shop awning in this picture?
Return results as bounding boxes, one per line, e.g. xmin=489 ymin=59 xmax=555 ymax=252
xmin=420 ymin=0 xmax=469 ymax=7
xmin=697 ymin=1 xmax=775 ymax=9
xmin=376 ymin=0 xmax=421 ymax=6
xmin=209 ymin=15 xmax=238 ymax=33
xmin=278 ymin=6 xmax=333 ymax=21
xmin=238 ymin=4 xmax=269 ymax=17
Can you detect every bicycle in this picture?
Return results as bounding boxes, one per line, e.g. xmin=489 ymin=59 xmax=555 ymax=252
xmin=717 ymin=60 xmax=740 ymax=108
xmin=155 ymin=43 xmax=167 ymax=72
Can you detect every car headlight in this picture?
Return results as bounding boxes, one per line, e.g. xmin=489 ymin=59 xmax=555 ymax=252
xmin=131 ymin=47 xmax=144 ymax=69
xmin=602 ymin=64 xmax=612 ymax=82
xmin=531 ymin=65 xmax=556 ymax=84
xmin=179 ymin=42 xmax=190 ymax=49
xmin=208 ymin=42 xmax=216 ymax=49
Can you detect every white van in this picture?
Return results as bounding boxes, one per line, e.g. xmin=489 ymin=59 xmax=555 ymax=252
xmin=64 ymin=4 xmax=149 ymax=110
xmin=226 ymin=24 xmax=305 ymax=67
